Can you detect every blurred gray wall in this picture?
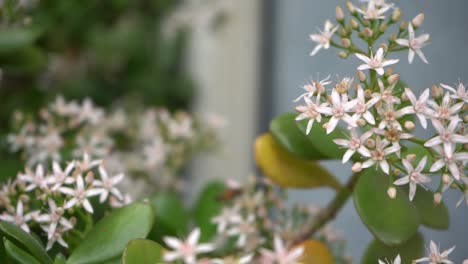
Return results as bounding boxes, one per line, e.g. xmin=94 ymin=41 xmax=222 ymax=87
xmin=268 ymin=0 xmax=468 ymax=262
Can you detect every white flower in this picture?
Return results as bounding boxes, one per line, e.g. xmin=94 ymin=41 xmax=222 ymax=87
xmin=376 ymin=102 xmax=405 ymax=130
xmin=333 ymin=129 xmax=373 ymax=163
xmin=353 ymin=86 xmax=379 ymax=125
xmin=295 ymin=95 xmax=329 ymax=134
xmin=143 ymin=138 xmax=167 ymax=169
xmin=226 ymin=214 xmax=257 ymax=247
xmin=319 ymin=89 xmax=357 ymax=134
xmin=212 ymin=205 xmax=242 ymax=233
xmin=355 ymin=48 xmax=399 ymax=75
xmin=212 ymin=254 xmax=253 ymax=264
xmin=427 ymin=92 xmax=464 ymax=120
xmin=77 ymin=98 xmax=104 ymax=125
xmin=424 ymin=117 xmax=468 ymax=158
xmin=19 ymin=165 xmax=49 ymax=192
xmin=294 ymin=76 xmax=331 ymax=102
xmin=76 ymin=152 xmax=102 ymax=171
xmin=441 ymin=82 xmax=468 ymax=103
xmin=394 ymin=157 xmax=431 ymax=201
xmin=357 ymin=1 xmax=393 ymax=20
xmin=414 ymin=240 xmax=455 ymax=264
xmin=374 ymin=79 xmax=401 ymax=105
xmin=310 ymin=20 xmax=338 ymax=56
xmin=374 ymin=126 xmax=413 ymax=155
xmin=163 ymin=228 xmax=214 ymax=264
xmin=360 ymin=136 xmax=400 ymax=174
xmin=0 ymin=201 xmax=35 ymax=233
xmin=259 ymin=234 xmax=304 ymax=264
xmin=379 ymin=254 xmax=401 ymax=264
xmin=360 ymin=0 xmax=389 ymax=7
xmin=430 ymin=145 xmax=467 ymax=180
xmin=59 ymin=175 xmax=101 ymax=213
xmin=50 ymin=161 xmax=75 ymax=191
xmin=397 ymin=88 xmax=434 ymax=128
xmin=42 ymin=226 xmax=69 ymax=251
xmin=94 ymin=166 xmax=124 ymax=203
xmin=35 ymin=199 xmax=74 ymax=240
xmin=396 ymin=23 xmax=430 ymax=64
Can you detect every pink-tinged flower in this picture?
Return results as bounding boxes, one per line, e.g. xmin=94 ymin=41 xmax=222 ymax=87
xmin=50 ymin=161 xmax=75 ymax=191
xmin=93 ymin=166 xmax=124 ymax=203
xmin=394 ymin=157 xmax=431 ymax=201
xmin=294 ymin=76 xmax=331 ymax=102
xmin=395 ymin=23 xmax=430 ymax=64
xmin=0 ymin=201 xmax=35 ymax=233
xmin=42 ymin=226 xmax=69 ymax=251
xmin=360 ymin=0 xmax=389 ymax=7
xmin=212 ymin=205 xmax=242 ymax=233
xmin=19 ymin=165 xmax=49 ymax=192
xmin=424 ymin=117 xmax=468 ymax=158
xmin=212 ymin=254 xmax=253 ymax=264
xmin=59 ymin=175 xmax=101 ymax=213
xmin=295 ymin=95 xmax=329 ymax=135
xmin=376 ymin=102 xmax=405 ymax=131
xmin=357 ymin=1 xmax=393 ymax=20
xmin=226 ymin=214 xmax=257 ymax=247
xmin=397 ymin=88 xmax=434 ymax=128
xmin=374 ymin=79 xmax=401 ymax=105
xmin=76 ymin=152 xmax=102 ymax=171
xmin=333 ymin=129 xmax=373 ymax=163
xmin=427 ymin=92 xmax=464 ymax=120
xmin=35 ymin=199 xmax=73 ymax=240
xmin=355 ymin=48 xmax=399 ymax=75
xmin=374 ymin=126 xmax=413 ymax=155
xmin=353 ymin=86 xmax=379 ymax=124
xmin=430 ymin=146 xmax=467 ymax=180
xmin=319 ymin=89 xmax=357 ymax=134
xmin=163 ymin=228 xmax=214 ymax=264
xmin=360 ymin=136 xmax=400 ymax=174
xmin=260 ymin=234 xmax=304 ymax=264
xmin=379 ymin=254 xmax=401 ymax=264
xmin=310 ymin=20 xmax=338 ymax=56
xmin=441 ymin=82 xmax=468 ymax=103
xmin=414 ymin=240 xmax=455 ymax=264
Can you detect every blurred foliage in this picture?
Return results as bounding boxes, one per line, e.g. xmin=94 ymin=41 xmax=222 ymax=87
xmin=0 ymin=0 xmax=196 ymax=148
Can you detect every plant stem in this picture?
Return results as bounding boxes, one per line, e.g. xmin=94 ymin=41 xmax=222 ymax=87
xmin=291 ymin=172 xmax=361 ymax=245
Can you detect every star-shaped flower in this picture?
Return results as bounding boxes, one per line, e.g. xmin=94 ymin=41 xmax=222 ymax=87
xmin=379 ymin=254 xmax=401 ymax=264
xmin=59 ymin=175 xmax=101 ymax=213
xmin=396 ymin=23 xmax=430 ymax=64
xmin=259 ymin=234 xmax=304 ymax=264
xmin=310 ymin=20 xmax=338 ymax=56
xmin=163 ymin=228 xmax=214 ymax=264
xmin=394 ymin=157 xmax=431 ymax=201
xmin=397 ymin=88 xmax=434 ymax=128
xmin=93 ymin=166 xmax=124 ymax=203
xmin=414 ymin=240 xmax=455 ymax=264
xmin=441 ymin=82 xmax=468 ymax=103
xmin=355 ymin=48 xmax=399 ymax=75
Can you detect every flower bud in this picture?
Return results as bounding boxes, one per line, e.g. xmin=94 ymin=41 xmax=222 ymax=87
xmin=322 ymin=122 xmax=329 ymax=130
xmin=336 ymin=6 xmax=345 ymax=22
xmin=432 ymin=85 xmax=443 ymax=98
xmin=404 ymin=121 xmax=416 ymax=131
xmin=389 ymin=33 xmax=397 ymax=42
xmin=69 ymin=217 xmax=77 ymax=226
xmin=357 ymin=119 xmax=367 ymax=126
xmin=346 ymin=0 xmax=356 ymax=14
xmin=391 ymin=8 xmax=401 ymax=22
xmin=364 ymin=89 xmax=373 ymax=98
xmin=56 ymin=207 xmax=64 ymax=216
xmin=366 ymin=138 xmax=375 ymax=148
xmin=412 ymin=13 xmax=425 ymax=28
xmin=341 ymin=38 xmax=351 ymax=48
xmin=379 ymin=43 xmax=388 ymax=52
xmin=352 ymin=162 xmax=362 ymax=172
xmin=393 ymin=168 xmax=401 ymax=176
xmin=357 ymin=71 xmax=366 ymax=82
xmin=387 ymin=187 xmax=397 ymax=199
xmin=85 ymin=171 xmax=94 ymax=184
xmin=340 ymin=27 xmax=348 ymax=36
xmin=387 ymin=74 xmax=400 ymax=85
xmin=400 ymin=21 xmax=408 ymax=31
xmin=338 ymin=51 xmax=348 ymax=59
xmin=406 ymin=153 xmax=417 ymax=162
xmin=19 ymin=194 xmax=29 ymax=203
xmin=384 ymin=66 xmax=393 ymax=76
xmin=350 ymin=18 xmax=359 ymax=29
xmin=401 ymin=92 xmax=409 ymax=101
xmin=463 ymin=104 xmax=468 ymax=112
xmin=364 ymin=27 xmax=373 ymax=37
xmin=434 ymin=192 xmax=442 ymax=205
xmin=464 ymin=143 xmax=468 ymax=151
xmin=442 ymin=174 xmax=451 ymax=185
xmin=379 ymin=22 xmax=388 ymax=33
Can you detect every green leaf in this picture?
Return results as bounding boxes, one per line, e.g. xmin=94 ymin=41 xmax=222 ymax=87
xmin=353 ymin=169 xmax=420 ymax=246
xmin=255 ymin=133 xmax=341 ymax=190
xmin=361 ymin=233 xmax=424 ymax=264
xmin=412 ymin=188 xmax=449 ymax=230
xmin=54 ymin=254 xmax=67 ymax=264
xmin=193 ymin=181 xmax=225 ymax=242
xmin=4 ymin=238 xmax=40 ymax=264
xmin=122 ymin=239 xmax=163 ymax=264
xmin=270 ymin=112 xmax=324 ymax=160
xmin=296 ymin=114 xmax=346 ymax=160
xmin=401 ymin=145 xmax=432 ymax=172
xmin=0 ymin=27 xmax=41 ymax=53
xmin=67 ymin=202 xmax=154 ymax=264
xmin=0 ymin=46 xmax=47 ymax=74
xmin=147 ymin=192 xmax=189 ymax=240
xmin=0 ymin=221 xmax=53 ymax=264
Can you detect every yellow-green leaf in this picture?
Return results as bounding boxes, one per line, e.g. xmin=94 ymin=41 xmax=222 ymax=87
xmin=122 ymin=239 xmax=163 ymax=264
xmin=295 ymin=240 xmax=334 ymax=264
xmin=361 ymin=233 xmax=424 ymax=264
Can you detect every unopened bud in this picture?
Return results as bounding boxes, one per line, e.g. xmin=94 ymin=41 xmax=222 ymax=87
xmin=19 ymin=194 xmax=29 ymax=203
xmin=364 ymin=89 xmax=373 ymax=98
xmin=366 ymin=138 xmax=375 ymax=148
xmin=391 ymin=8 xmax=402 ymax=22
xmin=432 ymin=85 xmax=443 ymax=98
xmin=346 ymin=0 xmax=356 ymax=14
xmin=379 ymin=22 xmax=388 ymax=33
xmin=352 ymin=162 xmax=362 ymax=172
xmin=389 ymin=33 xmax=397 ymax=42
xmin=338 ymin=51 xmax=348 ymax=59
xmin=336 ymin=6 xmax=345 ymax=22
xmin=464 ymin=143 xmax=468 ymax=151
xmin=340 ymin=27 xmax=348 ymax=36
xmin=393 ymin=168 xmax=401 ymax=176
xmin=56 ymin=207 xmax=64 ymax=215
xmin=463 ymin=104 xmax=468 ymax=112
xmin=406 ymin=153 xmax=417 ymax=162
xmin=322 ymin=122 xmax=329 ymax=130
xmin=388 ymin=74 xmax=400 ymax=85
xmin=341 ymin=38 xmax=351 ymax=48
xmin=434 ymin=192 xmax=442 ymax=205
xmin=69 ymin=217 xmax=77 ymax=226
xmin=350 ymin=18 xmax=359 ymax=29
xmin=357 ymin=119 xmax=367 ymax=126
xmin=412 ymin=13 xmax=425 ymax=28
xmin=357 ymin=71 xmax=366 ymax=82
xmin=364 ymin=27 xmax=373 ymax=37
xmin=404 ymin=121 xmax=416 ymax=131
xmin=385 ymin=67 xmax=393 ymax=76
xmin=400 ymin=21 xmax=408 ymax=31
xmin=387 ymin=187 xmax=397 ymax=199
xmin=442 ymin=174 xmax=451 ymax=185
xmin=85 ymin=171 xmax=94 ymax=184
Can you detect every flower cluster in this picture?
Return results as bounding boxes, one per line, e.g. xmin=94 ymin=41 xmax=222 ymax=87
xmin=298 ymin=0 xmax=467 ymax=203
xmin=8 ymin=96 xmax=224 ymax=196
xmin=0 ymin=155 xmax=130 ymax=250
xmin=382 ymin=240 xmax=458 ymax=264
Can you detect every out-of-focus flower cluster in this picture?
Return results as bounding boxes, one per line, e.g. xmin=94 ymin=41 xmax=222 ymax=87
xmin=297 ymin=0 xmax=467 ymax=204
xmin=0 ymin=155 xmax=130 ymax=251
xmin=7 ymin=96 xmax=224 ymax=196
xmin=159 ymin=177 xmax=352 ymax=263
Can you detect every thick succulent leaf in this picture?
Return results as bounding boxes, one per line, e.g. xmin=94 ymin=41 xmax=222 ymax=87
xmin=0 ymin=47 xmax=47 ymax=74
xmin=0 ymin=221 xmax=53 ymax=264
xmin=255 ymin=133 xmax=341 ymax=190
xmin=54 ymin=254 xmax=66 ymax=264
xmin=411 ymin=188 xmax=449 ymax=230
xmin=193 ymin=181 xmax=225 ymax=242
xmin=0 ymin=27 xmax=41 ymax=53
xmin=401 ymin=145 xmax=432 ymax=172
xmin=67 ymin=202 xmax=154 ymax=264
xmin=353 ymin=169 xmax=420 ymax=246
xmin=147 ymin=192 xmax=189 ymax=240
xmin=361 ymin=233 xmax=424 ymax=264
xmin=295 ymin=116 xmax=346 ymax=160
xmin=4 ymin=238 xmax=40 ymax=264
xmin=270 ymin=112 xmax=324 ymax=160
xmin=122 ymin=239 xmax=163 ymax=264
xmin=295 ymin=240 xmax=334 ymax=264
